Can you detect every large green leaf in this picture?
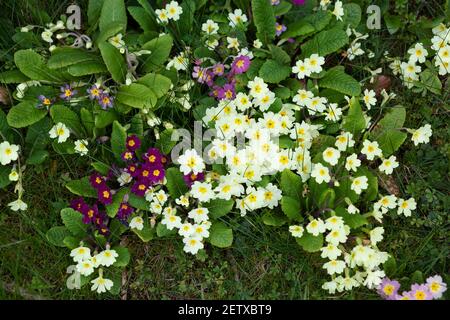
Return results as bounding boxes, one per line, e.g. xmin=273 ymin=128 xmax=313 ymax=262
xmin=14 ymin=49 xmax=65 ymax=83
xmin=65 ymin=177 xmax=97 ymax=198
xmin=319 ymin=67 xmax=361 ymax=97
xmin=0 ymin=70 xmax=29 ymax=84
xmin=165 ymin=167 xmax=188 ymax=199
xmin=280 ymin=169 xmax=303 ymax=200
xmin=111 ymin=121 xmax=127 ymax=161
xmin=209 ymin=222 xmax=233 ymax=248
xmin=99 ymin=0 xmax=127 ymax=33
xmin=112 ymin=246 xmax=130 ymax=267
xmin=335 ymin=207 xmax=368 ymax=229
xmin=252 ymin=0 xmax=276 ymax=44
xmin=0 ymin=166 xmax=12 ymax=189
xmin=98 ymin=42 xmax=127 ymax=83
xmin=259 ymin=59 xmax=291 ymax=84
xmin=296 ymin=233 xmax=323 ymax=253
xmin=375 ymin=129 xmax=407 ymax=156
xmin=128 ymin=6 xmax=157 ymax=32
xmin=48 ymin=47 xmax=99 ymax=69
xmin=116 ymin=83 xmax=157 ymax=109
xmin=67 ymin=60 xmax=107 ymax=77
xmin=281 ymin=196 xmax=303 ymax=221
xmin=7 ymin=101 xmax=47 ymax=128
xmin=46 ymin=226 xmax=72 ymax=247
xmin=301 ymin=27 xmax=349 ymax=57
xmin=141 ymin=35 xmax=173 ymax=71
xmin=342 ymin=97 xmax=366 ymax=133
xmin=261 ymin=210 xmax=288 ymax=226
xmin=204 ymin=199 xmax=234 ymax=219
xmin=106 ymin=188 xmax=129 ymax=218
xmin=137 ymin=73 xmax=172 ymax=98
xmin=87 ymin=0 xmax=105 ymax=28
xmin=61 ymin=208 xmax=88 ymax=237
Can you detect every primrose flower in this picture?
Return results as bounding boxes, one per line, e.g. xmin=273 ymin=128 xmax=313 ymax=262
xmin=126 ymin=135 xmax=141 ymax=152
xmin=183 ymin=171 xmax=205 ymax=188
xmin=332 ymin=0 xmax=344 ymax=21
xmin=97 ymin=249 xmax=118 ymax=267
xmin=377 ymin=278 xmax=400 ymax=300
xmin=183 ymin=236 xmax=204 ymax=255
xmin=129 ymin=216 xmax=144 ymax=230
xmin=361 ymin=140 xmax=383 ymax=160
xmin=74 ymin=139 xmax=89 ymax=156
xmin=426 ymin=275 xmax=447 ymax=299
xmin=91 ymin=275 xmax=114 ymax=294
xmin=378 ymin=155 xmax=399 ymax=175
xmin=76 ymin=260 xmax=94 ymax=276
xmin=410 ymin=284 xmax=433 ymax=300
xmin=70 ymin=246 xmax=91 ymax=263
xmin=59 ymin=84 xmax=77 ymax=101
xmin=37 ymin=95 xmax=53 ymax=109
xmin=131 ymin=180 xmax=150 ymax=197
xmin=166 ymin=1 xmax=183 ymax=21
xmin=411 ymin=124 xmax=432 ymax=146
xmin=81 ymin=204 xmax=98 ymax=224
xmin=218 ymin=83 xmax=236 ymax=100
xmin=87 ymin=85 xmax=103 ymax=100
xmin=408 ymin=43 xmax=428 ymax=64
xmin=89 ymin=172 xmax=107 ymax=190
xmin=0 ymin=141 xmax=19 ymax=165
xmin=362 ymin=89 xmax=376 ymax=109
xmin=212 ymin=63 xmax=225 ymax=76
xmin=397 ymin=197 xmax=416 ymax=217
xmin=311 ymin=163 xmax=331 ymax=184
xmin=322 ymin=147 xmax=340 ymax=166
xmin=323 ymin=260 xmax=346 ymax=275
xmin=202 ymin=19 xmax=219 ymax=35
xmin=9 ymin=168 xmax=19 ymax=181
xmin=190 ymin=181 xmax=215 ymax=203
xmin=351 ymin=176 xmax=368 ymax=195
xmin=228 ymin=9 xmax=248 ymax=28
xmin=345 ymin=154 xmax=361 ymax=172
xmin=98 ymin=93 xmax=114 ymax=109
xmin=97 ymin=186 xmax=113 ymax=205
xmin=7 ymin=199 xmax=28 ymax=211
xmin=155 ymin=8 xmax=169 ymax=23
xmin=289 ymin=225 xmax=304 ymax=238
xmin=49 ymin=123 xmax=70 ymax=143
xmin=275 ymin=23 xmax=287 ymax=36
xmin=306 ymin=218 xmax=326 ymax=236
xmin=231 ymin=55 xmax=251 ymax=74
xmin=178 ymin=149 xmax=205 ymax=175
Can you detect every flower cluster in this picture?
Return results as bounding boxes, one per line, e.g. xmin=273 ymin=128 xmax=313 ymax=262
xmin=155 ymin=1 xmax=183 ymax=24
xmin=377 ymin=275 xmax=447 ymax=300
xmin=68 ymin=244 xmax=118 ymax=293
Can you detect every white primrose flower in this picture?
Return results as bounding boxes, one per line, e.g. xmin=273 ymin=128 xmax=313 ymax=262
xmin=323 ymin=259 xmax=346 ymax=275
xmin=187 ymin=207 xmax=210 ymax=224
xmin=370 ymin=227 xmax=384 ymax=245
xmin=178 ymin=222 xmax=194 ymax=238
xmin=335 ymin=132 xmax=355 ymax=151
xmin=70 ymin=246 xmax=91 ymax=263
xmin=91 ymin=275 xmax=114 ymax=294
xmin=0 ymin=141 xmax=20 ymax=165
xmin=97 ymin=249 xmax=118 ymax=267
xmin=129 ymin=216 xmax=144 ymax=230
xmin=332 ymin=0 xmax=344 ymax=21
xmin=76 ymin=260 xmax=95 ymax=276
xmin=190 ymin=181 xmax=215 ymax=203
xmin=311 ymin=163 xmax=331 ymax=184
xmin=74 ymin=139 xmax=89 ymax=156
xmin=7 ymin=199 xmax=28 ymax=211
xmin=378 ymin=155 xmax=399 ymax=175
xmin=9 ymin=168 xmax=19 ymax=182
xmin=178 ymin=149 xmax=205 ymax=175
xmin=320 ymin=244 xmax=342 ymax=260
xmin=183 ymin=236 xmax=204 ymax=255
xmin=306 ymin=218 xmax=326 ymax=236
xmin=202 ymin=19 xmax=219 ymax=35
xmin=411 ymin=124 xmax=432 ymax=146
xmin=49 ymin=123 xmax=70 ymax=143
xmin=322 ymin=147 xmax=341 ymax=166
xmin=345 ymin=154 xmax=361 ymax=172
xmin=161 ymin=213 xmax=182 ymax=230
xmin=362 ymin=89 xmax=377 ymax=109
xmin=166 ymin=1 xmax=183 ymax=21
xmin=347 ymin=204 xmax=360 ymax=215
xmin=228 ymin=9 xmax=248 ymax=27
xmin=289 ymin=225 xmax=304 ymax=238
xmin=361 ymin=140 xmax=383 ymax=160
xmin=408 ymin=43 xmax=428 ymax=64
xmin=397 ymin=198 xmax=417 ymax=217
xmin=351 ymin=176 xmax=368 ymax=195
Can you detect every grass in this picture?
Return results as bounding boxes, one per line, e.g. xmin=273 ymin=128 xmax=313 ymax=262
xmin=0 ymin=0 xmax=449 ymax=300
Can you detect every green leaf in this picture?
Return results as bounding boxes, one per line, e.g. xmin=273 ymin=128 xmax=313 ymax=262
xmin=342 ymin=97 xmax=366 ymax=133
xmin=95 ymin=110 xmax=118 ymax=128
xmin=26 ymin=149 xmax=49 ymax=165
xmin=156 ymin=223 xmax=177 ymax=237
xmin=209 ymin=222 xmax=233 ymax=248
xmin=273 ymin=1 xmax=292 ymax=16
xmin=46 ymin=226 xmax=72 ymax=247
xmin=261 ymin=210 xmax=288 ymax=226
xmin=268 ymin=44 xmax=291 ymax=64
xmin=375 ymin=129 xmax=407 ymax=157
xmin=303 ymin=10 xmax=332 ymax=33
xmin=204 ymin=199 xmax=234 ymax=219
xmin=165 ymin=167 xmax=188 ymax=199
xmin=50 ymin=104 xmax=85 ymax=137
xmin=357 ymin=167 xmax=378 ymax=202
xmin=106 ymin=188 xmax=129 ymax=218
xmin=0 ymin=70 xmax=29 ymax=84
xmin=128 ymin=6 xmax=156 ymax=32
xmin=65 ymin=177 xmax=97 ymax=198
xmin=88 ymin=0 xmax=105 ymax=27
xmin=410 ymin=270 xmax=424 ymax=284
xmin=14 ymin=49 xmax=65 ymax=83
xmin=80 ymin=108 xmax=95 ymax=134
xmin=116 ymin=83 xmax=157 ymax=109
xmin=301 ymin=27 xmax=349 ymax=57
xmin=155 ymin=129 xmax=178 ymax=154
xmin=91 ymin=162 xmax=110 ymax=175
xmin=141 ymin=35 xmax=173 ymax=71
xmin=63 ymin=236 xmax=81 ymax=249
xmin=47 ymin=47 xmax=99 ymax=69
xmin=282 ymin=21 xmax=315 ymax=39
xmin=132 ymin=221 xmax=155 ymax=242
xmin=137 ymin=73 xmax=172 ymax=98
xmin=383 ymin=256 xmax=397 ymax=278
xmin=419 ymin=69 xmax=442 ymax=94
xmin=259 ymin=59 xmax=291 ymax=84
xmin=319 ymin=67 xmax=361 ymax=97
xmin=112 ymin=246 xmax=130 ymax=267
xmin=61 ymin=208 xmax=88 ymax=237
xmin=384 ymin=14 xmax=401 ymax=34
xmin=281 ymin=196 xmax=303 ymax=221
xmin=98 ymin=42 xmax=127 ymax=83
xmin=318 ymin=188 xmax=335 ymax=208
xmin=252 ymin=0 xmax=276 ymax=44
xmin=280 ymin=169 xmax=303 ymax=200
xmin=128 ymin=193 xmax=149 ymax=210
xmin=67 ymin=60 xmax=107 ymax=77
xmin=7 ymin=101 xmax=47 ymax=128
xmin=335 ymin=207 xmax=368 ymax=229
xmin=99 ymin=0 xmax=127 ymax=33
xmin=111 ymin=121 xmax=127 ymax=161
xmin=375 ymin=107 xmax=406 ymax=131
xmin=0 ymin=166 xmax=12 ymax=189
xmin=296 ymin=233 xmax=323 ymax=253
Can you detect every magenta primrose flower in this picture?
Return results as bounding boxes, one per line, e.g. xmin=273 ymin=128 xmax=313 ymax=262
xmin=291 ymin=0 xmax=306 ymax=5
xmin=231 ymin=55 xmax=251 ymax=74
xmin=97 ymin=185 xmax=113 ymax=205
xmin=126 ymin=135 xmax=141 ymax=152
xmin=183 ymin=172 xmax=205 ymax=188
xmin=212 ymin=63 xmax=225 ymax=76
xmin=218 ymin=83 xmax=236 ymax=100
